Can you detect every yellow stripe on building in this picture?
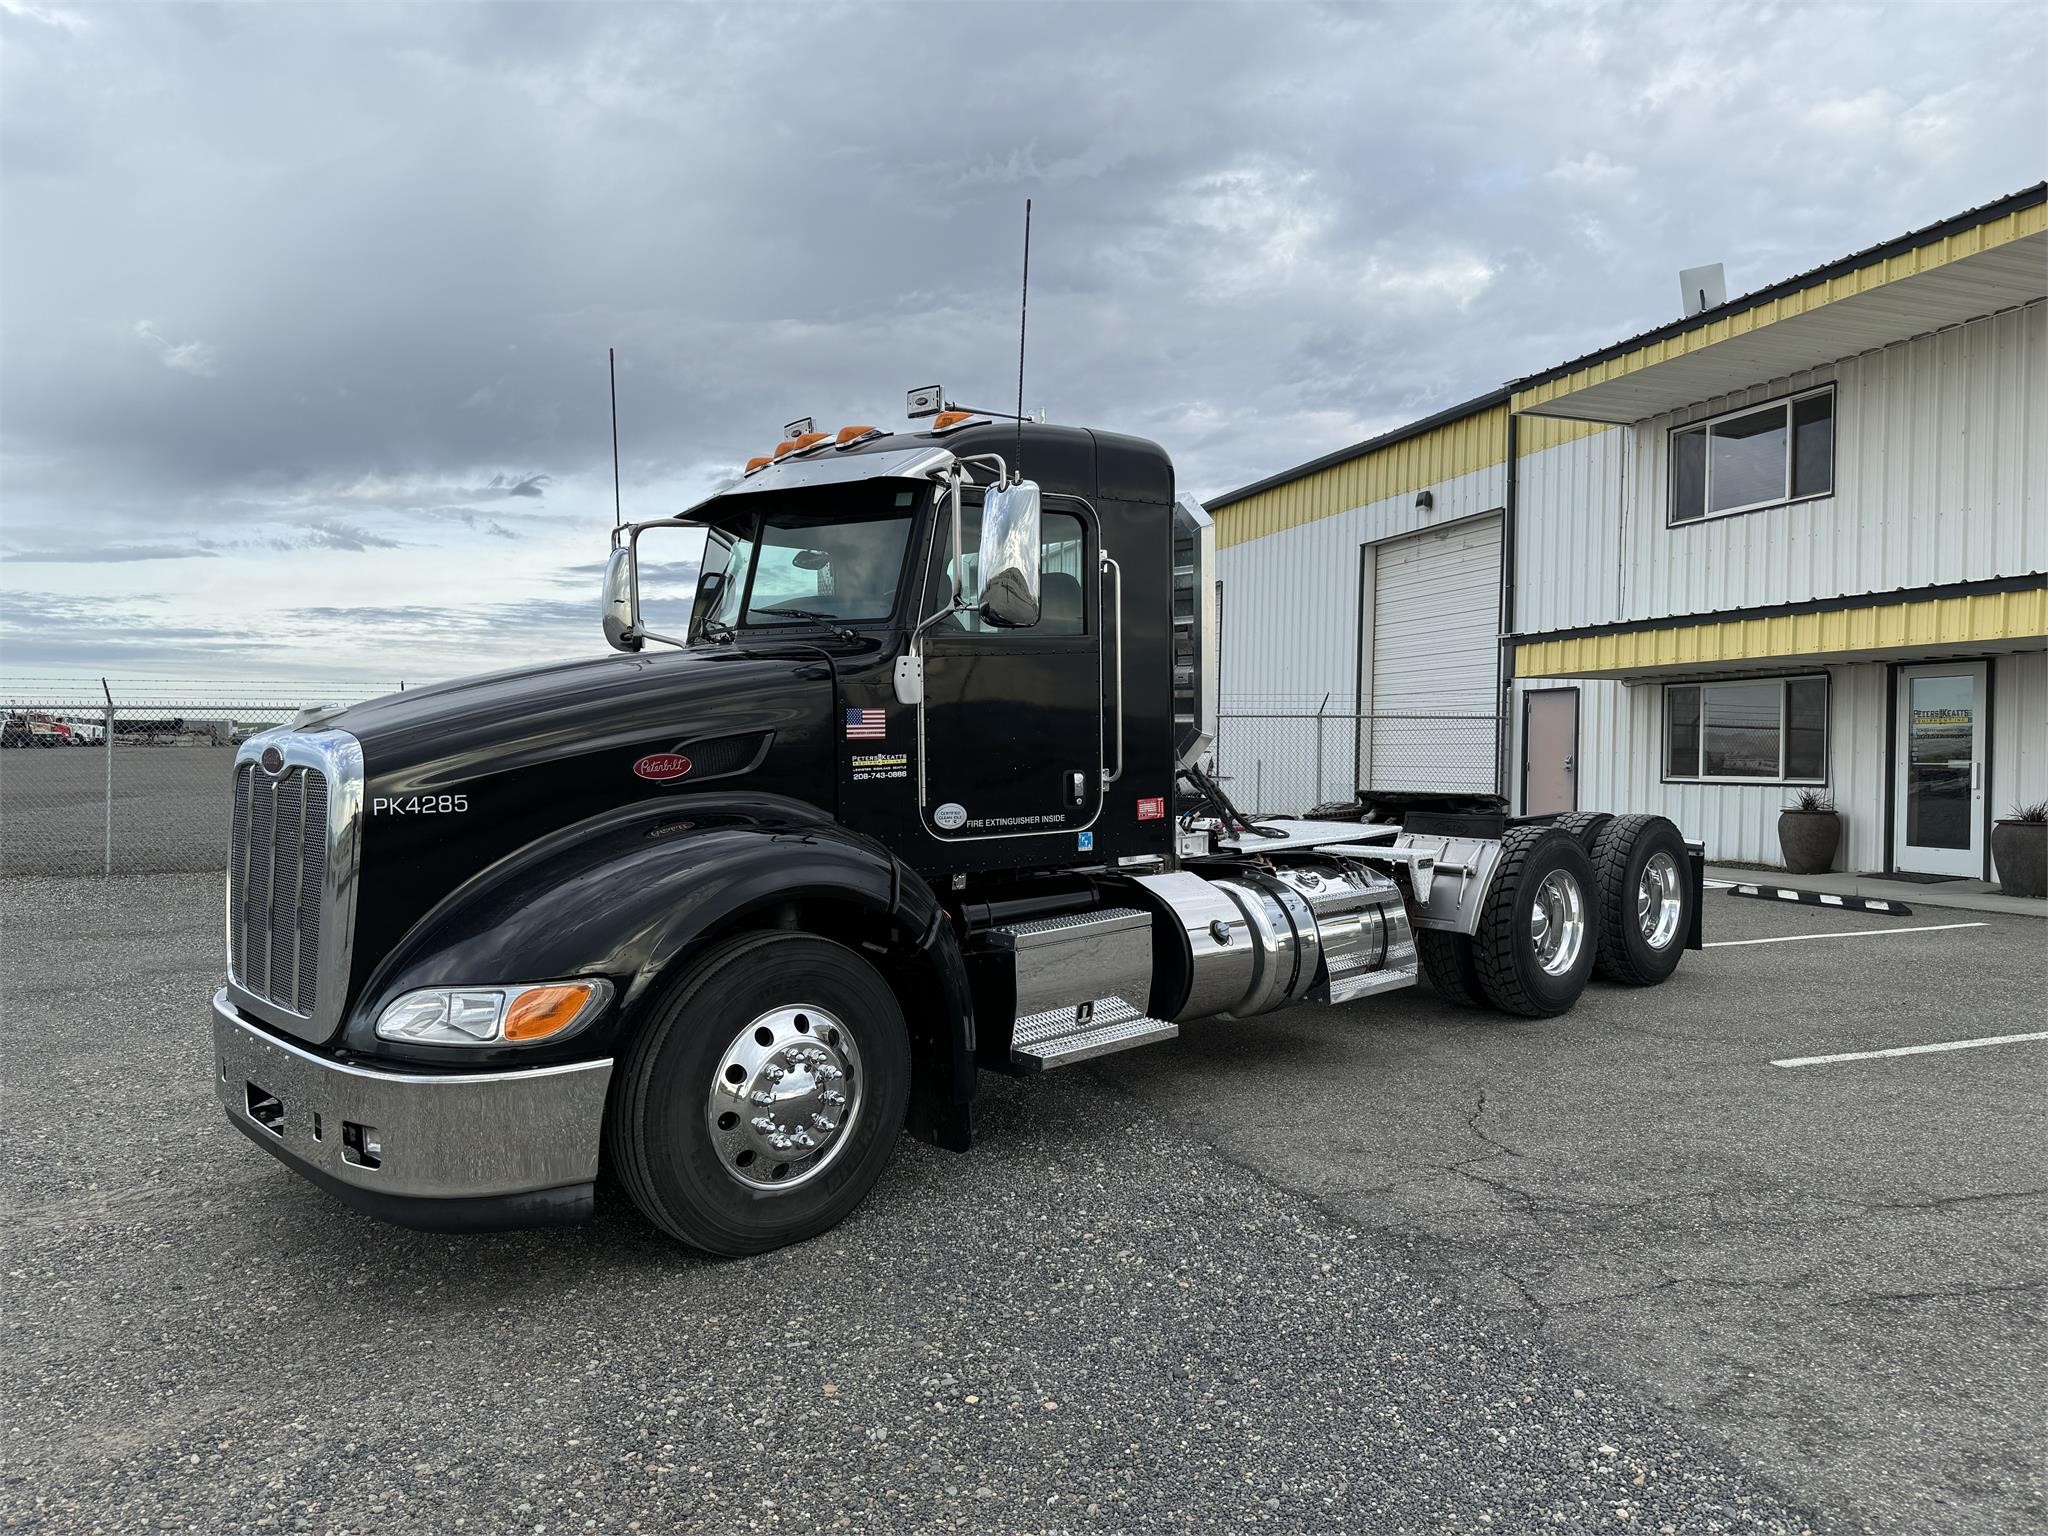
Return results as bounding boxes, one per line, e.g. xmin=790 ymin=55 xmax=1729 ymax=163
xmin=1213 ymin=402 xmax=1509 ymax=550
xmin=1514 ymin=586 xmax=2048 ymax=678
xmin=1512 ymin=203 xmax=2048 ymax=417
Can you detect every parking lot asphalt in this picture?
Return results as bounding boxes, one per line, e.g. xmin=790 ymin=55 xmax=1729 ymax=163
xmin=1096 ymin=891 xmax=2047 ymax=1536
xmin=0 ymin=747 xmax=237 ymax=876
xmin=1 ymin=874 xmax=2038 ymax=1535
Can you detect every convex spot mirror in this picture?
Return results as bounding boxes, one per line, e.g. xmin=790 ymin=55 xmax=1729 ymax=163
xmin=976 ymin=480 xmax=1042 ymax=629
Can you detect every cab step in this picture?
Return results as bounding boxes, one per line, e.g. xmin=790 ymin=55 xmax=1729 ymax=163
xmin=1010 ymin=996 xmax=1177 ymax=1072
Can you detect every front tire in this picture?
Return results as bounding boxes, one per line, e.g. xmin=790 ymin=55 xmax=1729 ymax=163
xmin=1472 ymin=826 xmax=1598 ymax=1017
xmin=606 ymin=931 xmax=910 ymax=1256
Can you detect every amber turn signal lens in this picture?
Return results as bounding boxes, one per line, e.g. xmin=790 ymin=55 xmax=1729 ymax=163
xmin=835 ymin=424 xmax=879 ymax=445
xmin=744 ymin=455 xmax=773 ymax=473
xmin=931 ymin=409 xmax=976 ymax=430
xmin=503 ymin=982 xmax=601 ymax=1043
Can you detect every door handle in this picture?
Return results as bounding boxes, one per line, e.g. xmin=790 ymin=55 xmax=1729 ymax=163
xmin=1564 ymin=755 xmax=1575 ymax=773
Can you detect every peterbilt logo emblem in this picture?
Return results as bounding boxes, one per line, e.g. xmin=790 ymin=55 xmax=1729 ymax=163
xmin=633 ymin=753 xmax=693 ymax=782
xmin=260 ymin=746 xmax=284 ymax=774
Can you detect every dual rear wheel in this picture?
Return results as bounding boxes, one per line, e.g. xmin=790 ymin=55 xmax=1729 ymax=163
xmin=1418 ymin=815 xmax=1690 ymax=1017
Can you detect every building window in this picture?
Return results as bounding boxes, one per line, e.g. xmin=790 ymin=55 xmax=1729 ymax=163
xmin=1669 ymin=386 xmax=1834 ymax=525
xmin=1663 ymin=675 xmax=1828 ymax=783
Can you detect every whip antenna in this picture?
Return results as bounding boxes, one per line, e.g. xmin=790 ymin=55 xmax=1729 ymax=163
xmin=1014 ymin=198 xmax=1031 ymax=481
xmin=609 ymin=346 xmax=622 ymax=529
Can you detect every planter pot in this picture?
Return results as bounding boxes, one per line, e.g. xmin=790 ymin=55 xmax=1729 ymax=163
xmin=1990 ymin=820 xmax=2047 ymax=898
xmin=1777 ymin=810 xmax=1841 ymax=875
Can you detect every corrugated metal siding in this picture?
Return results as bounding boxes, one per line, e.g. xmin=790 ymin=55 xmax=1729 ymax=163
xmin=1993 ymin=650 xmax=2048 ymax=819
xmin=1213 ymin=404 xmax=1509 ymax=550
xmin=1217 ymin=460 xmax=1505 ymax=707
xmin=1516 ymin=300 xmax=2047 ymax=636
xmin=1513 ymin=202 xmax=2048 ymax=415
xmin=1514 ymin=665 xmax=1893 ymax=868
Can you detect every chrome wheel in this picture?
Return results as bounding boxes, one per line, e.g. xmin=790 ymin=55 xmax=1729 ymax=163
xmin=705 ymin=1004 xmax=862 ymax=1191
xmin=1638 ymin=850 xmax=1683 ymax=951
xmin=1528 ymin=869 xmax=1586 ymax=977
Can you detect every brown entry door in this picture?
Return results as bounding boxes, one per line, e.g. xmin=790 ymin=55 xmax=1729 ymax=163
xmin=1522 ymin=689 xmax=1579 ymax=814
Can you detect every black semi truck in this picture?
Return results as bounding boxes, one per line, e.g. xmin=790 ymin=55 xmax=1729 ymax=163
xmin=211 ymin=397 xmax=1702 ymax=1254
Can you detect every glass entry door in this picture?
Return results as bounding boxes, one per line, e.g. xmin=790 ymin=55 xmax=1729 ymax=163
xmin=1893 ymin=662 xmax=1987 ymax=877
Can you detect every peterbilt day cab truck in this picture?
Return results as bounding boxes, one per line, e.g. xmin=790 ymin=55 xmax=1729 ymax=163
xmin=211 ymin=396 xmax=1702 ymax=1255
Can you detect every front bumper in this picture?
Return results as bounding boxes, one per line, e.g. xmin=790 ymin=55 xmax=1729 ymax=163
xmin=211 ymin=990 xmax=613 ymax=1232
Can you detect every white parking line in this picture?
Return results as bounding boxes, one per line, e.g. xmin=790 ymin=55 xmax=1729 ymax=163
xmin=1706 ymin=921 xmax=1987 ymax=947
xmin=1773 ymin=1032 xmax=2048 ymax=1068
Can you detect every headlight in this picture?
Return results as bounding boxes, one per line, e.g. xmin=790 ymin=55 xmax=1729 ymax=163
xmin=374 ymin=979 xmax=613 ymax=1047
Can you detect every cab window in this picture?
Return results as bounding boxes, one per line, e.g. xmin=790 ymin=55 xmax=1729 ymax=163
xmin=931 ymin=504 xmax=1088 ymax=636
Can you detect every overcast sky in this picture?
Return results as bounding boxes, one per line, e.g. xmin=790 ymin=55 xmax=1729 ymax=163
xmin=3 ymin=1 xmax=2042 ymax=691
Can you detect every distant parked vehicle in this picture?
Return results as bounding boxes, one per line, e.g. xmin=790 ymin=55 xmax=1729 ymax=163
xmin=2 ymin=710 xmax=83 ymax=748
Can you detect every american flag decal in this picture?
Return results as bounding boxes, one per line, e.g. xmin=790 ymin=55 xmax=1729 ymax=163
xmin=844 ymin=708 xmax=887 ymax=741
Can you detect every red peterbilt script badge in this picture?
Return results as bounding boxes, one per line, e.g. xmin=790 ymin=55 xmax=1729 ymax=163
xmin=632 ymin=753 xmax=693 ymax=782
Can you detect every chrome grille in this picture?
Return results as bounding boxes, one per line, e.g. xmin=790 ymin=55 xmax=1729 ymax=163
xmin=229 ymin=760 xmax=330 ymax=1018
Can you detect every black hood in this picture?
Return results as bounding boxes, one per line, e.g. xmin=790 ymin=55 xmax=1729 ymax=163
xmin=338 ymin=645 xmax=840 ymax=1013
xmin=334 ymin=648 xmax=823 ymax=792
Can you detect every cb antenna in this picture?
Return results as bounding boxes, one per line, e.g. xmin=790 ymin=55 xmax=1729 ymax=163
xmin=609 ymin=346 xmax=622 ymax=530
xmin=1014 ymin=197 xmax=1031 ymax=482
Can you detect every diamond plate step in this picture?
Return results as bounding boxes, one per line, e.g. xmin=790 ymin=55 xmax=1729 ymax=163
xmin=1010 ymin=996 xmax=1178 ymax=1072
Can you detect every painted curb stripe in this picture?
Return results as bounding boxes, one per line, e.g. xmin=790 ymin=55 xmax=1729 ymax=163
xmin=1727 ymin=883 xmax=1913 ymax=917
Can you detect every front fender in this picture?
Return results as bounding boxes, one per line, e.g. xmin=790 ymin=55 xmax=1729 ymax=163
xmin=340 ymin=795 xmax=975 ymax=1146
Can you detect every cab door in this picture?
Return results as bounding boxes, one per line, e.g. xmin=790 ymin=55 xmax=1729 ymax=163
xmin=916 ymin=494 xmax=1103 ymax=850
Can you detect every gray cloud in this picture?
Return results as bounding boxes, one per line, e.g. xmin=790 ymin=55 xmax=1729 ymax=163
xmin=4 ymin=543 xmax=220 ymax=563
xmin=2 ymin=1 xmax=2042 ymax=684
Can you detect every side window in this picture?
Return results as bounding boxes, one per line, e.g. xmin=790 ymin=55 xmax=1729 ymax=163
xmin=930 ymin=505 xmax=1089 ymax=636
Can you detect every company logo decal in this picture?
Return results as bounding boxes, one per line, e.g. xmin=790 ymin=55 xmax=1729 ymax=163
xmin=260 ymin=746 xmax=284 ymax=774
xmin=1136 ymin=796 xmax=1166 ymax=821
xmin=633 ymin=753 xmax=694 ymax=782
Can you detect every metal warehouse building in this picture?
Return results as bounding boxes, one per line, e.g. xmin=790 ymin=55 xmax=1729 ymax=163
xmin=1210 ymin=184 xmax=2047 ymax=879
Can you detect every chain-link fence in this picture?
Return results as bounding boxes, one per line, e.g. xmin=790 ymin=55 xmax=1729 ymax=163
xmin=1213 ymin=699 xmax=1502 ymax=816
xmin=1 ymin=679 xmax=395 ymax=876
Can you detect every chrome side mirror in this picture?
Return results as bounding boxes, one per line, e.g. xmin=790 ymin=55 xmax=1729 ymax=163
xmin=975 ymin=480 xmax=1042 ymax=629
xmin=602 ymin=547 xmax=641 ymax=652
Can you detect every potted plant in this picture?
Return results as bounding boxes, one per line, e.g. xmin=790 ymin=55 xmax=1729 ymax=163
xmin=1777 ymin=789 xmax=1841 ymax=875
xmin=1991 ymin=801 xmax=2047 ymax=898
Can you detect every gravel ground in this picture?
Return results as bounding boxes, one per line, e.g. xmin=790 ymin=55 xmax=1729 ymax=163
xmin=0 ymin=873 xmax=1821 ymax=1535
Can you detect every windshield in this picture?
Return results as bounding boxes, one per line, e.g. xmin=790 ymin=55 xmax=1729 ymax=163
xmin=711 ymin=486 xmax=920 ymax=628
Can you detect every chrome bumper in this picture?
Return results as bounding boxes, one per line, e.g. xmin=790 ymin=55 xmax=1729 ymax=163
xmin=211 ymin=990 xmax=612 ymax=1224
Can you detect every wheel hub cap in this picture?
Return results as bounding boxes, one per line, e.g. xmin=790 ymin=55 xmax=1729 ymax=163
xmin=1529 ymin=869 xmax=1586 ymax=977
xmin=706 ymin=1005 xmax=862 ymax=1191
xmin=1638 ymin=850 xmax=1683 ymax=950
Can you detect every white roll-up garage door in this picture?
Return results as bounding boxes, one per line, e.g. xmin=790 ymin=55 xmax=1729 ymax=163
xmin=1365 ymin=514 xmax=1502 ymax=794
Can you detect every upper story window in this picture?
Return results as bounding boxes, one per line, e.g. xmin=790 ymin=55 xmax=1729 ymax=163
xmin=1669 ymin=385 xmax=1834 ymax=525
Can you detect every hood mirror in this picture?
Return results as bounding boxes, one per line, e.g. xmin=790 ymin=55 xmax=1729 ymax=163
xmin=975 ymin=480 xmax=1042 ymax=629
xmin=602 ymin=547 xmax=642 ymax=652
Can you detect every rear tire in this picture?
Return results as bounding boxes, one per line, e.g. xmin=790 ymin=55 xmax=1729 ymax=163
xmin=606 ymin=931 xmax=910 ymax=1256
xmin=1589 ymin=814 xmax=1692 ymax=986
xmin=1416 ymin=930 xmax=1485 ymax=1007
xmin=1550 ymin=810 xmax=1612 ymax=850
xmin=1472 ymin=827 xmax=1598 ymax=1017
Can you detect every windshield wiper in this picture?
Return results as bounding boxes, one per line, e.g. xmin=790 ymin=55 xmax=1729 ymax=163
xmin=698 ymin=616 xmax=736 ymax=645
xmin=755 ymin=608 xmax=858 ymax=642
